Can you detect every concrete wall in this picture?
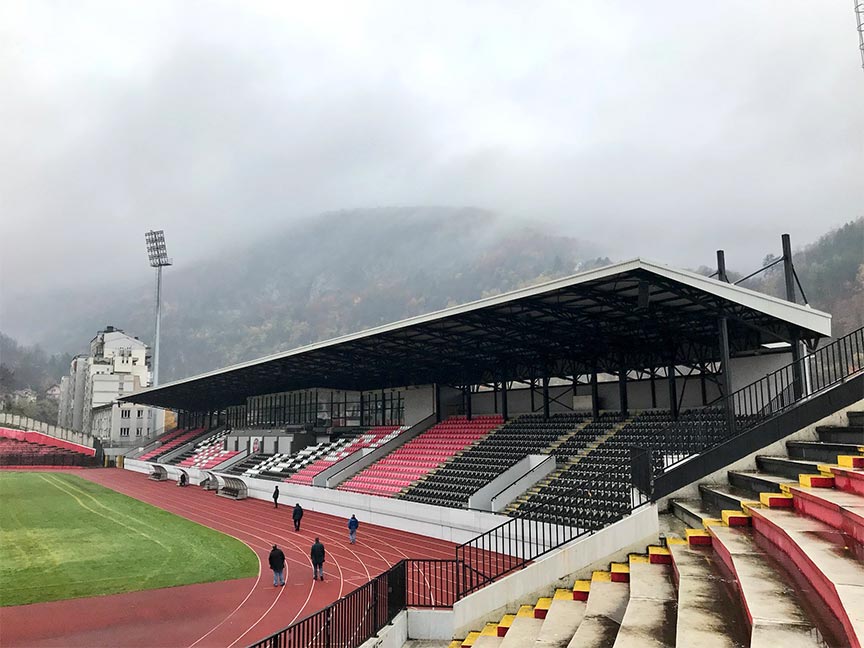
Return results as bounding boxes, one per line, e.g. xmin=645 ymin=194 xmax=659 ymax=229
xmin=124 ymin=457 xmax=509 ymax=543
xmin=729 ymin=352 xmax=793 ymax=394
xmin=358 ymin=610 xmax=408 ymax=648
xmin=403 ymin=385 xmax=435 ymax=426
xmin=448 ymin=504 xmax=659 ymax=639
xmin=0 ymin=413 xmax=96 ymax=450
xmin=468 ymin=454 xmax=555 ymax=511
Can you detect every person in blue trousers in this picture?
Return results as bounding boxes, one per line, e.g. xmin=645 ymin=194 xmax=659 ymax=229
xmin=269 ymin=544 xmax=286 ymax=587
xmin=348 ymin=514 xmax=359 ymax=544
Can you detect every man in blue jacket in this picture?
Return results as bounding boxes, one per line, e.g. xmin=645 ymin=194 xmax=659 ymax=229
xmin=348 ymin=514 xmax=359 ymax=544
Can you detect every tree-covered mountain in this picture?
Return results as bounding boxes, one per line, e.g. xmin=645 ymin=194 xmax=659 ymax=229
xmin=3 ymin=209 xmax=860 ymax=384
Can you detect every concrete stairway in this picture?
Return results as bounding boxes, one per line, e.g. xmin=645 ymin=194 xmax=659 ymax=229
xmin=446 ymin=409 xmax=863 ymax=648
xmin=669 ymin=408 xmax=864 ymax=648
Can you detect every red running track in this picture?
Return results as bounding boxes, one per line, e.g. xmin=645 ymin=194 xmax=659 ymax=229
xmin=0 ymin=468 xmax=457 ymax=648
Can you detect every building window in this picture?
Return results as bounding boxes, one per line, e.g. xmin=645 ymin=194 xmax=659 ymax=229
xmin=120 ymin=427 xmax=130 ymax=437
xmin=136 ymin=427 xmax=142 ymax=436
xmin=137 ymin=410 xmax=143 ymax=418
xmin=121 ymin=410 xmax=131 ymax=419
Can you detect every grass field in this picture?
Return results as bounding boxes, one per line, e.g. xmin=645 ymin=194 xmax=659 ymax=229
xmin=0 ymin=472 xmax=258 ymax=606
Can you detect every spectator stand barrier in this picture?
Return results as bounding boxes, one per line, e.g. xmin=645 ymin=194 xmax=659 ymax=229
xmin=218 ymin=476 xmax=248 ymax=500
xmin=148 ymin=465 xmax=169 ymax=481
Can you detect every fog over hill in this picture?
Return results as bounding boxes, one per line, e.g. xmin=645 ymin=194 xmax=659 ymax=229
xmin=3 ymin=208 xmax=607 ymax=382
xmin=2 ymin=210 xmax=861 ymax=385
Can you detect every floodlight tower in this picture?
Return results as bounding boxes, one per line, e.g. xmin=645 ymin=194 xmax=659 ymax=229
xmin=144 ymin=230 xmax=172 ymax=387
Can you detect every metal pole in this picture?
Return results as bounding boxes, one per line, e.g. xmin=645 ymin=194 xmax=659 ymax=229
xmin=718 ymin=317 xmax=736 ymax=435
xmin=618 ymin=365 xmax=628 ymax=415
xmin=153 ymin=265 xmax=163 ymax=386
xmin=782 ymin=234 xmax=804 ymax=399
xmin=501 ymin=378 xmax=508 ymax=421
xmin=591 ymin=367 xmax=599 ymax=421
xmin=716 ymin=250 xmax=728 ymax=283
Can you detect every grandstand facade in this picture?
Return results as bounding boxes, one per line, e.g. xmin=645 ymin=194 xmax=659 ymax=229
xmin=117 ymin=256 xmax=864 ymax=647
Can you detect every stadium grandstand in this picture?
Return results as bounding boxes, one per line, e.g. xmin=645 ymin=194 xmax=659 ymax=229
xmin=116 ymin=254 xmax=864 ymax=647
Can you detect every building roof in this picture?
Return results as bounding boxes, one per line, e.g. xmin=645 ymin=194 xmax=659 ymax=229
xmin=121 ymin=258 xmax=831 ymax=411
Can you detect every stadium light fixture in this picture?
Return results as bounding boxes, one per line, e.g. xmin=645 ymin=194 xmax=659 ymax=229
xmin=144 ymin=230 xmax=172 ymax=387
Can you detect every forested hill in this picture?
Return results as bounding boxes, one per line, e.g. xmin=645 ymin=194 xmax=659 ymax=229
xmin=2 ymin=208 xmax=606 ymax=382
xmin=2 ymin=210 xmax=861 ymax=385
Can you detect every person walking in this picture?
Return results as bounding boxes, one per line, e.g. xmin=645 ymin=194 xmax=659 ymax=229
xmin=268 ymin=544 xmax=286 ymax=587
xmin=310 ymin=537 xmax=326 ymax=581
xmin=293 ymin=503 xmax=304 ymax=532
xmin=272 ymin=485 xmax=279 ymax=509
xmin=348 ymin=514 xmax=359 ymax=544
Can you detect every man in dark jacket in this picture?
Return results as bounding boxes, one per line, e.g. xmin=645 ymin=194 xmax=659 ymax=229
xmin=348 ymin=514 xmax=359 ymax=544
xmin=293 ymin=503 xmax=304 ymax=531
xmin=310 ymin=537 xmax=326 ymax=581
xmin=272 ymin=485 xmax=279 ymax=509
xmin=268 ymin=544 xmax=286 ymax=587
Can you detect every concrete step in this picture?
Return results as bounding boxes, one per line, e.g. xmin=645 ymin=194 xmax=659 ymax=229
xmin=727 ymin=470 xmax=790 ymax=496
xmin=472 ymin=634 xmax=503 ymax=648
xmin=670 ymin=499 xmax=714 ymax=529
xmin=668 ymin=540 xmax=750 ymax=648
xmin=698 ymin=483 xmax=757 ymax=513
xmin=499 ymin=605 xmax=543 ymax=647
xmin=708 ymin=524 xmax=829 ymax=647
xmin=534 ymin=590 xmax=586 ymax=648
xmin=831 ymin=466 xmax=864 ymax=496
xmin=748 ymin=505 xmax=864 ymax=646
xmin=566 ymin=575 xmax=629 ymax=648
xmin=755 ymin=455 xmax=822 ymax=480
xmin=785 ymin=481 xmax=864 ymax=546
xmin=816 ymin=425 xmax=864 ymax=445
xmin=847 ymin=412 xmax=864 ymax=427
xmin=611 ymin=562 xmax=677 ymax=648
xmin=786 ymin=440 xmax=863 ymax=464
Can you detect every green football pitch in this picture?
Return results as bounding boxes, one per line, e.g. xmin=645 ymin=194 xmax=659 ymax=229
xmin=0 ymin=472 xmax=258 ymax=606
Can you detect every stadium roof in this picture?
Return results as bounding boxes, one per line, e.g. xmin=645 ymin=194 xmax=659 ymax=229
xmin=122 ymin=258 xmax=831 ymax=411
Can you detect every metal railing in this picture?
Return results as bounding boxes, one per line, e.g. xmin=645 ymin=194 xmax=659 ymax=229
xmin=455 ymin=450 xmax=652 ymax=598
xmin=250 ymin=560 xmax=406 ymax=648
xmin=662 ymin=326 xmax=864 ymax=473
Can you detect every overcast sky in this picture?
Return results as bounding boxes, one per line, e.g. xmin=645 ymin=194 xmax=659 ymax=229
xmin=1 ymin=1 xmax=862 ymax=297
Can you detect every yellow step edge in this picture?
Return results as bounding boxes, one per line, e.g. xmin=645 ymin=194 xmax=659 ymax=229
xmin=701 ymin=518 xmax=724 ymax=527
xmin=760 ymin=491 xmax=793 ymax=506
xmin=630 ymin=553 xmax=651 ymax=562
xmin=448 ymin=641 xmax=462 ymax=648
xmin=741 ymin=500 xmax=761 ymax=510
xmin=611 ymin=562 xmax=630 ymax=573
xmin=462 ymin=631 xmax=481 ymax=646
xmin=838 ymin=455 xmax=864 ymax=468
xmin=592 ymin=570 xmax=612 ymax=582
xmin=817 ymin=464 xmax=837 ymax=476
xmin=479 ymin=623 xmax=498 ymax=636
xmin=685 ymin=528 xmax=710 ymax=538
xmin=573 ymin=579 xmax=591 ymax=592
xmin=667 ymin=537 xmax=688 ymax=546
xmin=648 ymin=545 xmax=671 ymax=555
xmin=516 ymin=605 xmax=535 ymax=618
xmin=554 ymin=588 xmax=573 ymax=600
xmin=498 ymin=614 xmax=516 ymax=628
xmin=721 ymin=509 xmax=751 ymax=525
xmin=800 ymin=473 xmax=835 ymax=488
xmin=535 ymin=597 xmax=553 ymax=611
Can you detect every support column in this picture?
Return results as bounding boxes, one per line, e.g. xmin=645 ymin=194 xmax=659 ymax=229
xmin=618 ymin=366 xmax=628 ymax=415
xmin=782 ymin=233 xmax=804 ymax=399
xmin=359 ymin=392 xmax=365 ymax=427
xmin=650 ymin=371 xmax=657 ymax=408
xmin=465 ymin=386 xmax=473 ymax=421
xmin=542 ymin=376 xmax=550 ymax=419
xmin=501 ymin=379 xmax=508 ymax=421
xmin=718 ymin=317 xmax=735 ymax=434
xmin=667 ymin=362 xmax=679 ymax=420
xmin=493 ymin=382 xmax=498 ymax=413
xmin=591 ymin=367 xmax=600 ymax=421
xmin=530 ymin=378 xmax=536 ymax=413
xmin=434 ymin=384 xmax=441 ymax=423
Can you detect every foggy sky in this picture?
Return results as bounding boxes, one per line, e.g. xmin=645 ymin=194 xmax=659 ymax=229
xmin=1 ymin=1 xmax=862 ymax=298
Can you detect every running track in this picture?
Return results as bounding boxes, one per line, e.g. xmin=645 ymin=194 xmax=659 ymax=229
xmin=0 ymin=468 xmax=457 ymax=647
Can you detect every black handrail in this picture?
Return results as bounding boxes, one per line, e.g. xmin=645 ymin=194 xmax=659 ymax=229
xmin=662 ymin=326 xmax=864 ymax=473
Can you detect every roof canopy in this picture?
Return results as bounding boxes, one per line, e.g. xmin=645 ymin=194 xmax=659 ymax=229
xmin=122 ymin=259 xmax=831 ymax=411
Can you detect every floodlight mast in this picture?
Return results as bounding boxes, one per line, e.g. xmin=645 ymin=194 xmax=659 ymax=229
xmin=144 ymin=230 xmax=172 ymax=387
xmin=857 ymin=1 xmax=864 ymax=70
